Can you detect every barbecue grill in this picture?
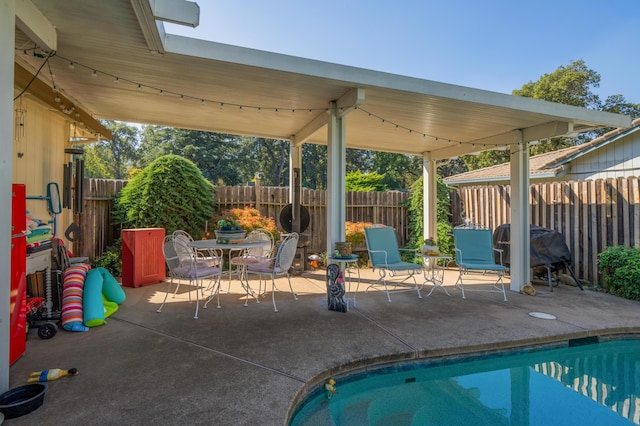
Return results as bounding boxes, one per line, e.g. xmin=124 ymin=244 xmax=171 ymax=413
xmin=493 ymin=224 xmax=583 ymax=291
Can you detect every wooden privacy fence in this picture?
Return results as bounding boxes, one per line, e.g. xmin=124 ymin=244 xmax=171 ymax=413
xmin=73 ymin=178 xmax=410 ymax=260
xmin=73 ymin=178 xmax=127 ymax=260
xmin=216 ymin=184 xmax=410 ymax=252
xmin=451 ymin=176 xmax=640 ymax=285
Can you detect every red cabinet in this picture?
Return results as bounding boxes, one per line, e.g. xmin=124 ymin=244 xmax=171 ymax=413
xmin=121 ymin=228 xmax=165 ymax=288
xmin=11 ymin=184 xmax=27 ymax=365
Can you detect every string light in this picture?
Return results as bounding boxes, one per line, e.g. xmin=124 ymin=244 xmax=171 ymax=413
xmin=44 ymin=52 xmax=506 ymax=150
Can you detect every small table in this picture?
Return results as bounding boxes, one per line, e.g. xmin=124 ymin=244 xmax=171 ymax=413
xmin=188 ymin=239 xmax=270 ymax=307
xmin=418 ymin=254 xmax=452 ymax=296
xmin=328 ymin=255 xmax=360 ymax=309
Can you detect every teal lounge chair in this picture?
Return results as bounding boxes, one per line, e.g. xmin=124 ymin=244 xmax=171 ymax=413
xmin=453 ymin=228 xmax=508 ymax=301
xmin=364 ymin=226 xmax=423 ymax=302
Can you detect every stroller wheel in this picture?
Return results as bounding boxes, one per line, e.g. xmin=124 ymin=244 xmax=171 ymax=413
xmin=38 ymin=322 xmax=58 ymax=339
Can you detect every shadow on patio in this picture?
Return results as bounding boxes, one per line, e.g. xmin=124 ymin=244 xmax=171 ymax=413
xmin=8 ymin=267 xmax=640 ymax=425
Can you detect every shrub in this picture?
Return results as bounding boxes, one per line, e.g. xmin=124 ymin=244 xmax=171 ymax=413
xmin=598 ymin=246 xmax=640 ymax=300
xmin=92 ymin=239 xmax=122 ymax=277
xmin=345 ymin=221 xmax=372 ymax=247
xmin=408 ymin=176 xmax=453 ymax=255
xmin=114 ymin=154 xmax=214 ymax=239
xmin=221 ymin=207 xmax=279 ymax=239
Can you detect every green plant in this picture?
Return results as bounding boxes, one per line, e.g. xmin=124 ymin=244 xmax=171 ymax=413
xmin=114 ymin=154 xmax=214 ymax=239
xmin=408 ymin=176 xmax=454 ymax=255
xmin=423 ymin=237 xmax=437 ymax=246
xmin=345 ymin=221 xmax=372 ymax=247
xmin=92 ymin=239 xmax=122 ymax=277
xmin=598 ymin=246 xmax=640 ymax=300
xmin=216 ymin=218 xmax=240 ymax=230
xmin=219 ymin=207 xmax=279 ymax=239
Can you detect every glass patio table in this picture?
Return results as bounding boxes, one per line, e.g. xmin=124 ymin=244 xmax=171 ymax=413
xmin=188 ymin=239 xmax=270 ymax=307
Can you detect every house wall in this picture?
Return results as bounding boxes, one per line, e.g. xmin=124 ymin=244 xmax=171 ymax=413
xmin=564 ymin=130 xmax=640 ymax=181
xmin=12 ymin=95 xmax=75 ymax=245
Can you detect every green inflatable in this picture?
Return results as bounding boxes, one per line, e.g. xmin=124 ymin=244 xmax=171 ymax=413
xmin=83 ymin=267 xmax=126 ymax=327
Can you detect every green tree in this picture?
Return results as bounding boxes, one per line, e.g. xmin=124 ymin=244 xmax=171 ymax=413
xmin=114 ymin=154 xmax=214 ymax=238
xmin=138 ymin=127 xmax=246 ymax=185
xmin=249 ymin=138 xmax=290 ymax=186
xmin=345 ymin=170 xmax=386 ymax=191
xmin=371 ymin=152 xmax=421 ymax=189
xmin=513 ymin=59 xmax=601 ymax=108
xmin=595 ymin=94 xmax=640 ymax=137
xmin=512 ymin=59 xmax=602 ymax=156
xmin=346 ymin=148 xmax=373 ymax=173
xmin=302 ymin=143 xmax=327 ymax=189
xmin=407 ymin=175 xmax=453 ymax=255
xmin=462 ymin=59 xmax=637 ymax=170
xmin=84 ymin=144 xmax=115 ymax=178
xmin=85 ymin=121 xmax=139 ymax=178
xmin=461 ymin=149 xmax=510 ymax=172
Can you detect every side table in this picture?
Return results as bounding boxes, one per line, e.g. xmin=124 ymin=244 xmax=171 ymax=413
xmin=418 ymin=254 xmax=451 ymax=296
xmin=328 ymin=255 xmax=360 ymax=309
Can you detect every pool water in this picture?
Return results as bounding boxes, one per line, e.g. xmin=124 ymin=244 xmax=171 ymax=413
xmin=290 ymin=339 xmax=640 ymax=425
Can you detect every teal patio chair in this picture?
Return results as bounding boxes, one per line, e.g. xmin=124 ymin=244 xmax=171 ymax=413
xmin=364 ymin=226 xmax=423 ymax=302
xmin=452 ymin=228 xmax=508 ymax=301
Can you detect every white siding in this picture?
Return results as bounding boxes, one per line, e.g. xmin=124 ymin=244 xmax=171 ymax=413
xmin=12 ymin=97 xmax=75 ymax=244
xmin=565 ymin=130 xmax=640 ymax=180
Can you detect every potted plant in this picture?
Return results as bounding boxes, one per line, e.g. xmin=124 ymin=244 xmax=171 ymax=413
xmin=214 ymin=218 xmax=246 ymax=240
xmin=422 ymin=238 xmax=440 ymax=255
xmin=216 ymin=218 xmax=240 ymax=231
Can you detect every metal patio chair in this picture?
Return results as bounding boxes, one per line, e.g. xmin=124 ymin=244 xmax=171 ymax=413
xmin=158 ymin=235 xmax=222 ymax=319
xmin=453 ymin=227 xmax=508 ymax=301
xmin=364 ymin=225 xmax=423 ymax=302
xmin=244 ymin=232 xmax=299 ymax=312
xmin=230 ymin=228 xmax=274 ymax=296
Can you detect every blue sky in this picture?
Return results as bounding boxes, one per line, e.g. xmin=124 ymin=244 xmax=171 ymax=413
xmin=165 ymin=0 xmax=640 ymax=104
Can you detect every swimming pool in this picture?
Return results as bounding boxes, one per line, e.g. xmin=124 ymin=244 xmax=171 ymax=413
xmin=290 ymin=338 xmax=640 ymax=425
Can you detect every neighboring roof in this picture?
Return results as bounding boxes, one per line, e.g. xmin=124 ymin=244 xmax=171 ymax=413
xmin=13 ymin=0 xmax=631 ymax=160
xmin=443 ymin=117 xmax=640 ymax=185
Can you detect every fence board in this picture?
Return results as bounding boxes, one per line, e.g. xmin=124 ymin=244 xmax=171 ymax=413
xmin=216 ymin=186 xmax=409 ymax=253
xmin=452 ymin=177 xmax=640 ymax=286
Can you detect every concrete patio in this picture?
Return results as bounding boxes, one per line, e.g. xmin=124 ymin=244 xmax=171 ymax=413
xmin=7 ymin=267 xmax=640 ymax=425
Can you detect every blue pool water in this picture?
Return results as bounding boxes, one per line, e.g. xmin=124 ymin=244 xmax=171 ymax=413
xmin=290 ymin=338 xmax=640 ymax=425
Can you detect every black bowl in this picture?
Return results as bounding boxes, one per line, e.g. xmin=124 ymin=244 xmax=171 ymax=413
xmin=0 ymin=383 xmax=47 ymax=419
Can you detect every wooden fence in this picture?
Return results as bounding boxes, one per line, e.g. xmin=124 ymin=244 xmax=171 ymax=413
xmin=73 ymin=178 xmax=410 ymax=260
xmin=216 ymin=184 xmax=410 ymax=252
xmin=73 ymin=178 xmax=127 ymax=260
xmin=451 ymin=176 xmax=640 ymax=285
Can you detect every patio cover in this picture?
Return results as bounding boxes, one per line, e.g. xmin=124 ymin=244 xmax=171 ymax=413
xmin=1 ymin=0 xmax=633 ymax=392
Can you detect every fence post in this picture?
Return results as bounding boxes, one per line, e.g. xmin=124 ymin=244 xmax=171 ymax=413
xmin=255 ymin=173 xmax=262 ymax=211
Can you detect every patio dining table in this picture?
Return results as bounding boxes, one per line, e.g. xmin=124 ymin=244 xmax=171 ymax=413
xmin=188 ymin=239 xmax=270 ymax=307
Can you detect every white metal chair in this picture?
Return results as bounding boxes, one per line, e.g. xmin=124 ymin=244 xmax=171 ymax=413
xmin=453 ymin=228 xmax=508 ymax=301
xmin=364 ymin=225 xmax=423 ymax=301
xmin=244 ymin=232 xmax=299 ymax=312
xmin=229 ymin=228 xmax=275 ymax=304
xmin=172 ymin=230 xmax=220 ymax=267
xmin=158 ymin=235 xmax=222 ymax=319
